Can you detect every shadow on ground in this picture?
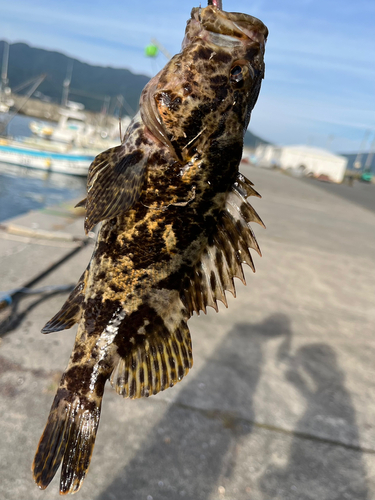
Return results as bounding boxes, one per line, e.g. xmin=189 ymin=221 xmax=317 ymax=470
xmin=259 ymin=343 xmax=369 ymax=500
xmin=96 ymin=314 xmax=290 ymax=500
xmin=0 ymin=288 xmax=73 ymax=338
xmin=96 ymin=315 xmax=369 ymax=500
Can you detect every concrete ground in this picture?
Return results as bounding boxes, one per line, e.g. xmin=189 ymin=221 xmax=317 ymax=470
xmin=302 ymin=175 xmax=375 ymax=214
xmin=0 ymin=166 xmax=374 ymax=500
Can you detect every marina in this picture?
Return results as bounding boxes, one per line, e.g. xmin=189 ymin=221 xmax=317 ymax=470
xmin=0 ymin=104 xmax=129 ymax=176
xmin=0 ymin=41 xmax=129 ymax=177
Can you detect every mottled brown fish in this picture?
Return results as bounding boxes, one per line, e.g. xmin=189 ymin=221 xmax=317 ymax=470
xmin=32 ymin=4 xmax=268 ymax=495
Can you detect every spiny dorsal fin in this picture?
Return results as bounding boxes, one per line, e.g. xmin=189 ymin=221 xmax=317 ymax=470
xmin=182 ymin=172 xmax=264 ymax=316
xmin=41 ymin=269 xmax=88 ymax=333
xmin=110 ymin=318 xmax=193 ymax=399
xmin=84 ymin=144 xmax=148 ymax=233
xmin=74 ymin=198 xmax=86 ymax=208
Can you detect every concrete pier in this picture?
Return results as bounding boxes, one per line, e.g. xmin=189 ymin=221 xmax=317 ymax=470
xmin=0 ymin=167 xmax=374 ymax=499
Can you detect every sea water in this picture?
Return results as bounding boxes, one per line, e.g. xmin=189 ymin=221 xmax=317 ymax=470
xmin=0 ymin=163 xmax=86 ymax=222
xmin=0 ymin=114 xmax=86 ymax=222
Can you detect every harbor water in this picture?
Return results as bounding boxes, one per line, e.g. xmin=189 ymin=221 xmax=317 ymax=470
xmin=0 ymin=114 xmax=86 ymax=222
xmin=0 ymin=163 xmax=86 ymax=222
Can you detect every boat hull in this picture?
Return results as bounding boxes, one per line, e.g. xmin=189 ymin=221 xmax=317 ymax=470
xmin=0 ymin=141 xmax=93 ymax=177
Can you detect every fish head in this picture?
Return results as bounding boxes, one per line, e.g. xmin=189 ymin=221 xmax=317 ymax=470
xmin=140 ymin=5 xmax=268 ymax=169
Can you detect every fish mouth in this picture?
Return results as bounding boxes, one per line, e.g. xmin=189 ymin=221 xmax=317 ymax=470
xmin=184 ymin=6 xmax=268 ymax=51
xmin=140 ymin=6 xmax=268 ymax=159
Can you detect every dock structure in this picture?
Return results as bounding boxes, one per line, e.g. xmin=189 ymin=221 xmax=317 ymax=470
xmin=0 ymin=166 xmax=374 ymax=499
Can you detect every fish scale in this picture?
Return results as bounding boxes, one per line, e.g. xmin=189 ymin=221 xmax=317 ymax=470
xmin=32 ymin=3 xmax=268 ymax=494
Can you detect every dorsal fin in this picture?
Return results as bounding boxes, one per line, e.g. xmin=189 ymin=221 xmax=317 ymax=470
xmin=182 ymin=172 xmax=264 ymax=315
xmin=74 ymin=198 xmax=86 ymax=208
xmin=41 ymin=269 xmax=88 ymax=333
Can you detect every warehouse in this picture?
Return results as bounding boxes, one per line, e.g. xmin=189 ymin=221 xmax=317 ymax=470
xmin=254 ymin=145 xmax=348 ymax=183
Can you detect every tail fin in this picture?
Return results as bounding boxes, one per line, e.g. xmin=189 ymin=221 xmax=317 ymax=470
xmin=32 ymin=388 xmax=102 ymax=495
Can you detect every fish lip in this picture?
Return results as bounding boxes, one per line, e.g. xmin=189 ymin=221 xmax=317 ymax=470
xmin=189 ymin=6 xmax=268 ymax=48
xmin=232 ymin=22 xmax=267 ymax=46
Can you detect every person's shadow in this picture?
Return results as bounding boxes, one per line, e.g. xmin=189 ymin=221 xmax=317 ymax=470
xmin=96 ymin=313 xmax=292 ymax=500
xmin=259 ymin=343 xmax=369 ymax=500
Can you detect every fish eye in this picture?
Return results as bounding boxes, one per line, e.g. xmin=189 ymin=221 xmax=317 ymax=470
xmin=231 ymin=66 xmax=242 ymax=78
xmin=230 ymin=65 xmax=246 ymax=84
xmin=230 ymin=61 xmax=253 ymax=87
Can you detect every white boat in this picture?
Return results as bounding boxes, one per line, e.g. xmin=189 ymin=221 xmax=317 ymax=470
xmin=0 ymin=137 xmax=95 ymax=176
xmin=0 ymin=103 xmax=132 ymax=176
xmin=0 ymin=48 xmax=131 ymax=177
xmin=0 ymin=45 xmax=97 ymax=176
xmin=30 ymin=102 xmax=91 ymax=143
xmin=29 ymin=101 xmax=131 ymax=150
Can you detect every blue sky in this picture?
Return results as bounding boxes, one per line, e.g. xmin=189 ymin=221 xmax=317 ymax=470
xmin=1 ymin=0 xmax=374 ymax=153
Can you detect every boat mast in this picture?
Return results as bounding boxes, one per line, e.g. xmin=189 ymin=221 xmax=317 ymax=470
xmin=0 ymin=74 xmax=46 ymax=135
xmin=61 ymin=60 xmax=74 ymax=108
xmin=1 ymin=41 xmax=9 ymax=87
xmin=0 ymin=41 xmax=9 ymax=105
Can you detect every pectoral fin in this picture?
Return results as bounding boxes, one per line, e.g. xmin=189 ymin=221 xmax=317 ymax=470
xmin=83 ymin=144 xmax=148 ymax=233
xmin=42 ymin=269 xmax=88 ymax=333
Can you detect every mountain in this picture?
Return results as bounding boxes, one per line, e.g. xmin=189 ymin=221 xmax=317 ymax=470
xmin=244 ymin=129 xmax=269 ymax=148
xmin=1 ymin=40 xmax=269 ymax=146
xmin=0 ymin=41 xmax=150 ymax=115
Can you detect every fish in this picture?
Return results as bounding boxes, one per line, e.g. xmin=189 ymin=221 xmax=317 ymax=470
xmin=32 ymin=3 xmax=268 ymax=495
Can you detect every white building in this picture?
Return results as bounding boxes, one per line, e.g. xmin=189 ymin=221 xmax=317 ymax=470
xmin=254 ymin=144 xmax=348 ymax=183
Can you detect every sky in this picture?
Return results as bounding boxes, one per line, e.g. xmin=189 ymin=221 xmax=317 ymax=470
xmin=1 ymin=0 xmax=374 ymax=153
